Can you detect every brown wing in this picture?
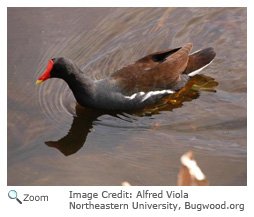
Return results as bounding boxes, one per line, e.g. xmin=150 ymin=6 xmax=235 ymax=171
xmin=110 ymin=43 xmax=193 ymax=93
xmin=110 ymin=47 xmax=181 ymax=78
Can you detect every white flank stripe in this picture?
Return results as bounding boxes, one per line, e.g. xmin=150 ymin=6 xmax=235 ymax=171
xmin=141 ymin=90 xmax=174 ymax=102
xmin=124 ymin=90 xmax=174 ymax=102
xmin=124 ymin=92 xmax=145 ymax=100
xmin=188 ymin=60 xmax=213 ymax=77
xmin=125 ymin=93 xmax=137 ymax=100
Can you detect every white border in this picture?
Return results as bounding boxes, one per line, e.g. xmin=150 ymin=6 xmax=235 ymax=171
xmin=4 ymin=0 xmax=249 ymax=7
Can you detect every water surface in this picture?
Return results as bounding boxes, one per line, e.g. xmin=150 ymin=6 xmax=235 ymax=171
xmin=7 ymin=7 xmax=247 ymax=185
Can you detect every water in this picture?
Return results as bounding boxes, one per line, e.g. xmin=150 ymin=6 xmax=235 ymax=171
xmin=7 ymin=7 xmax=246 ymax=185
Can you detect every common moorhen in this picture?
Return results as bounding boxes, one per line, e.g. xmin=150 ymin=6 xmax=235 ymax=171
xmin=36 ymin=43 xmax=216 ymax=110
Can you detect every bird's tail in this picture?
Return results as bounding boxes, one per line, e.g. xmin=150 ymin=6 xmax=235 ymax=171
xmin=183 ymin=47 xmax=216 ymax=76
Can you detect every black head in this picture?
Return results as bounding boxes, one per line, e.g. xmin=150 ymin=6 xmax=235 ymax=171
xmin=36 ymin=57 xmax=74 ymax=85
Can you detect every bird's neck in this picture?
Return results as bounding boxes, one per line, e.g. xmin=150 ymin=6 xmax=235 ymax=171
xmin=63 ymin=68 xmax=96 ymax=107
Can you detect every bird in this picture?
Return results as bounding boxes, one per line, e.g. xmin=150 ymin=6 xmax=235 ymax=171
xmin=36 ymin=43 xmax=216 ymax=111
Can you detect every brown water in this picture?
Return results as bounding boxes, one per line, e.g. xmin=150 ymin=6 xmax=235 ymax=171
xmin=7 ymin=7 xmax=247 ymax=186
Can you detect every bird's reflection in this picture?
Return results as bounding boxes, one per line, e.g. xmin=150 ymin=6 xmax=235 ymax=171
xmin=45 ymin=74 xmax=218 ymax=156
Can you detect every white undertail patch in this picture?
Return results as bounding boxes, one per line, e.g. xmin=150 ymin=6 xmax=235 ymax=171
xmin=189 ymin=49 xmax=202 ymax=55
xmin=188 ymin=60 xmax=213 ymax=77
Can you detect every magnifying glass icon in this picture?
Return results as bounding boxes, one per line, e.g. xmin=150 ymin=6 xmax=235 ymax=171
xmin=8 ymin=190 xmax=22 ymax=204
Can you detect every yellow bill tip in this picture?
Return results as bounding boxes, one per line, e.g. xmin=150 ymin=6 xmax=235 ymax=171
xmin=36 ymin=80 xmax=43 ymax=85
